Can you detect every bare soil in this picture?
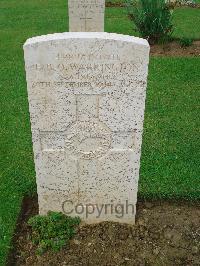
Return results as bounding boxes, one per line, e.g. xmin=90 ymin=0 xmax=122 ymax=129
xmin=106 ymin=2 xmax=125 ymax=7
xmin=105 ymin=1 xmax=200 ymax=9
xmin=150 ymin=41 xmax=200 ymax=57
xmin=8 ymin=196 xmax=200 ymax=266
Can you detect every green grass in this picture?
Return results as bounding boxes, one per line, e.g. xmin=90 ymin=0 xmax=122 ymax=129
xmin=106 ymin=7 xmax=138 ymax=35
xmin=107 ymin=5 xmax=200 ymax=40
xmin=172 ymin=7 xmax=200 ymax=40
xmin=140 ymin=58 xmax=200 ymax=199
xmin=0 ymin=1 xmax=200 ymax=265
xmin=105 ymin=2 xmax=200 ymax=40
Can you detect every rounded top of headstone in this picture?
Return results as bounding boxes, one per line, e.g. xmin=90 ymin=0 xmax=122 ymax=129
xmin=23 ymin=32 xmax=149 ymax=49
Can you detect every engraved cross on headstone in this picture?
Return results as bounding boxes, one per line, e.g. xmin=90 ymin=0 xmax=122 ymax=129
xmin=39 ymin=92 xmax=136 ymax=214
xmin=80 ymin=10 xmax=92 ymax=31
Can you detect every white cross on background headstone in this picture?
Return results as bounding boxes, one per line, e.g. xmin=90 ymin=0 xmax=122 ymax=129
xmin=68 ymin=0 xmax=105 ymax=32
xmin=80 ymin=9 xmax=93 ymax=31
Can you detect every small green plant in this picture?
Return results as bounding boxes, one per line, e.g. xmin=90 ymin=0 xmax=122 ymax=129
xmin=126 ymin=0 xmax=173 ymax=44
xmin=28 ymin=212 xmax=81 ymax=254
xmin=179 ymin=37 xmax=193 ymax=47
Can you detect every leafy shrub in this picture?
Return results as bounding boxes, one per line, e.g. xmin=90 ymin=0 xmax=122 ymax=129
xmin=179 ymin=37 xmax=193 ymax=47
xmin=126 ymin=0 xmax=173 ymax=43
xmin=28 ymin=212 xmax=81 ymax=254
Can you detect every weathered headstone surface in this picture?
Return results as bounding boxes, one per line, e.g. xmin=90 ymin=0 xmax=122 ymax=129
xmin=24 ymin=32 xmax=149 ymax=224
xmin=68 ymin=0 xmax=105 ymax=32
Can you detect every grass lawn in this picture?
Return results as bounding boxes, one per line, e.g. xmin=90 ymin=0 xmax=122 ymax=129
xmin=106 ymin=5 xmax=200 ymax=40
xmin=172 ymin=7 xmax=200 ymax=40
xmin=0 ymin=0 xmax=200 ymax=265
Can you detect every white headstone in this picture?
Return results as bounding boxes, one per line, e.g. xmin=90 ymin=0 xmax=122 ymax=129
xmin=24 ymin=32 xmax=149 ymax=224
xmin=68 ymin=0 xmax=105 ymax=32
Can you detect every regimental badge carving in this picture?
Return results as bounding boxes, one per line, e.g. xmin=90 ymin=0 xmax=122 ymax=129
xmin=40 ymin=94 xmax=112 ymax=160
xmin=65 ymin=121 xmax=111 ymax=160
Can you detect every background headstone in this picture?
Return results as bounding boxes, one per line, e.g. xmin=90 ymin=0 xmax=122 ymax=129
xmin=24 ymin=32 xmax=149 ymax=224
xmin=68 ymin=0 xmax=105 ymax=32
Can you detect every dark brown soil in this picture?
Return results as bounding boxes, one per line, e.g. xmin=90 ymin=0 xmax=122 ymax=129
xmin=106 ymin=1 xmax=125 ymax=7
xmin=105 ymin=1 xmax=200 ymax=8
xmin=150 ymin=41 xmax=200 ymax=57
xmin=8 ymin=197 xmax=200 ymax=266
